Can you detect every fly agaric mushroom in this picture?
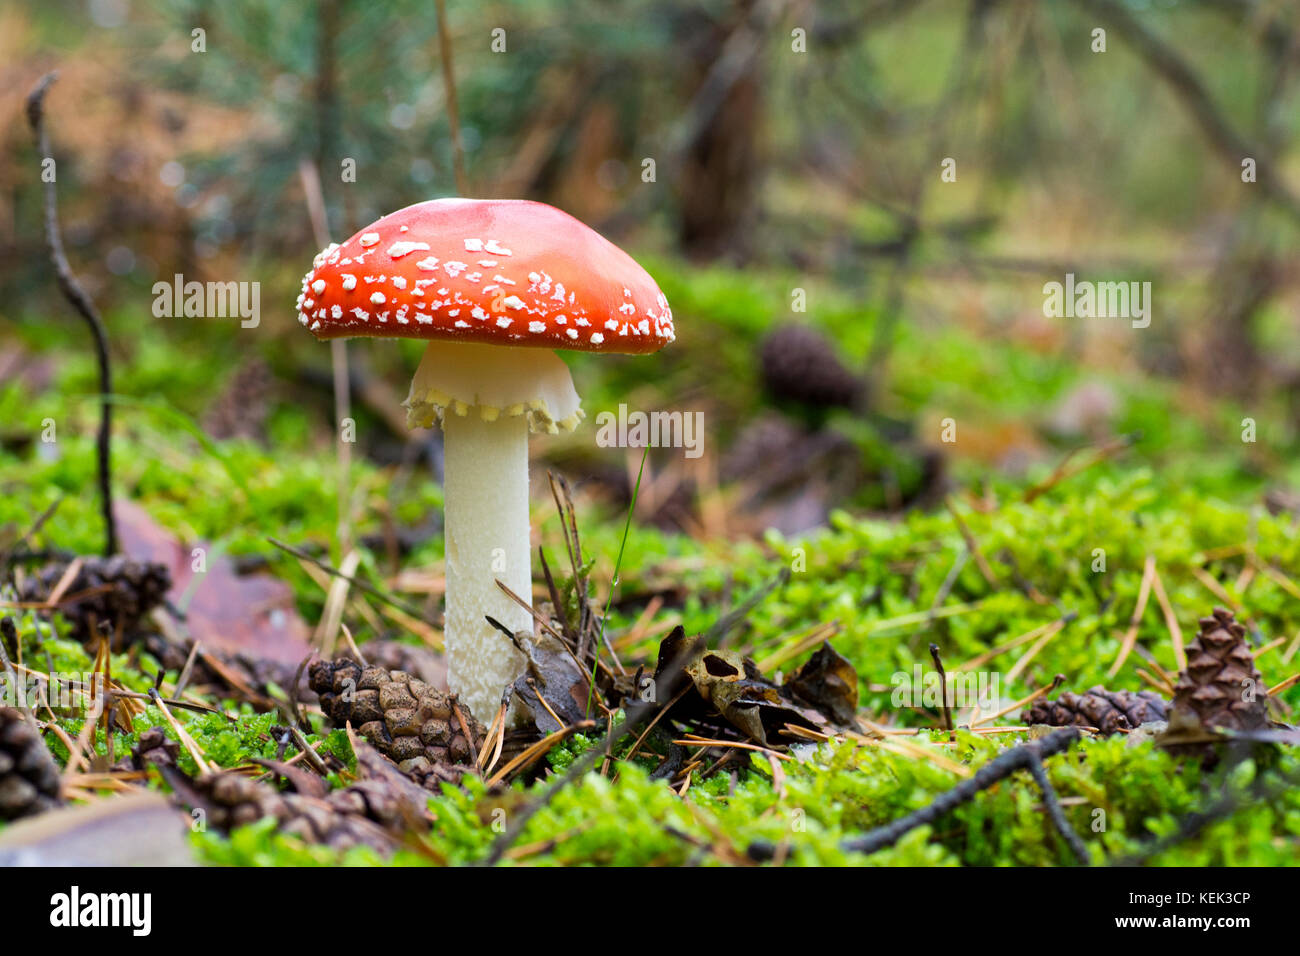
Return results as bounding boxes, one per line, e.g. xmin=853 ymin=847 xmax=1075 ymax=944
xmin=296 ymin=199 xmax=674 ymax=721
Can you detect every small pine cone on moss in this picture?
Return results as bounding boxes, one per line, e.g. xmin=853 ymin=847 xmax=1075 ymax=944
xmin=186 ymin=771 xmax=396 ymax=853
xmin=1026 ymin=686 xmax=1169 ymax=735
xmin=309 ymin=659 xmax=486 ymax=782
xmin=760 ymin=324 xmax=863 ymax=409
xmin=1169 ymin=607 xmax=1269 ymax=732
xmin=20 ymin=556 xmax=171 ymax=645
xmin=0 ymin=708 xmax=63 ymax=821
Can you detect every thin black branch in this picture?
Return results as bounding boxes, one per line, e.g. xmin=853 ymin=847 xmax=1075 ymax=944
xmin=834 ymin=727 xmax=1083 ymax=859
xmin=1025 ymin=750 xmax=1091 ymax=865
xmin=25 ymin=72 xmax=117 ymax=556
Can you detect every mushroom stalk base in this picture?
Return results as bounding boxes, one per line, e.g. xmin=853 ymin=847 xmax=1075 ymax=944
xmin=442 ymin=410 xmax=531 ymax=723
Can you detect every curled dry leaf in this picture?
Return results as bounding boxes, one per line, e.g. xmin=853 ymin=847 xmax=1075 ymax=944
xmin=650 ymin=626 xmax=856 ymax=747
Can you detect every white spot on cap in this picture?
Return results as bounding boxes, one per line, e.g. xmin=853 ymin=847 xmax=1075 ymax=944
xmin=463 ymin=238 xmax=484 ymax=252
xmin=303 ymin=298 xmax=315 ymax=310
xmin=590 ymin=332 xmax=604 ymax=344
xmin=358 ymin=233 xmax=380 ymax=247
xmin=455 ymin=320 xmax=469 ymax=328
xmin=443 ymin=261 xmax=467 ymax=277
xmin=312 ymin=279 xmax=326 ymax=294
xmin=341 ymin=274 xmax=357 ymax=291
xmin=416 ymin=257 xmax=439 ymax=271
xmin=388 ymin=241 xmax=431 ymax=259
xmin=352 ymin=308 xmax=369 ymax=320
xmin=391 ymin=276 xmax=407 ymax=290
xmin=605 ymin=319 xmax=619 ymax=331
xmin=555 ymin=314 xmax=567 ymax=324
xmin=528 ymin=321 xmax=546 ymax=333
xmin=331 ymin=305 xmax=343 ymax=318
xmin=502 ymin=295 xmax=525 ymax=310
xmin=496 ymin=317 xmax=512 ymax=328
xmin=370 ymin=292 xmax=386 ymax=305
xmin=566 ymin=328 xmax=578 ymax=339
xmin=472 ymin=307 xmax=489 ymax=321
xmin=484 ymin=239 xmax=512 ymax=256
xmin=312 ymin=242 xmax=339 ymax=267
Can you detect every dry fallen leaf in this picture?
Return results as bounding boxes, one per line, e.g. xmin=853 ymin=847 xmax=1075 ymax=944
xmin=114 ymin=500 xmax=312 ymax=669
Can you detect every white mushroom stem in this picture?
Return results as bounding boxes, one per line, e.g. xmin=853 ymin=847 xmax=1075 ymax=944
xmin=441 ymin=409 xmax=531 ymax=722
xmin=406 ymin=340 xmax=584 ymax=723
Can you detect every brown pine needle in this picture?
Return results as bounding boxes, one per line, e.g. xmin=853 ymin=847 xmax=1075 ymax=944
xmin=477 ymin=697 xmax=509 ymax=772
xmin=1190 ymin=566 xmax=1236 ymax=609
xmin=1007 ymin=620 xmax=1069 ymax=684
xmin=973 ymin=674 xmax=1063 ymax=727
xmin=150 ymin=690 xmax=212 ymax=775
xmin=527 ymin=678 xmax=567 ymax=730
xmin=1234 ymin=564 xmax=1256 ymax=596
xmin=1282 ymin=631 xmax=1300 ymax=666
xmin=1136 ymin=667 xmax=1176 ymax=697
xmin=613 ymin=595 xmax=666 ymax=651
xmin=452 ymin=698 xmax=479 ymax=766
xmin=676 ymin=769 xmax=693 ymax=796
xmin=1149 ymin=564 xmax=1186 ymax=672
xmin=1267 ymin=671 xmax=1300 ymax=697
xmin=46 ymin=557 xmax=85 ymax=607
xmin=1022 ymin=433 xmax=1135 ymax=503
xmin=1107 ymin=555 xmax=1157 ymax=679
xmin=625 ymin=684 xmax=691 ymax=761
xmin=755 ymin=620 xmax=840 ymax=673
xmin=674 ymin=735 xmax=791 ymax=759
xmin=945 ymin=498 xmax=998 ymax=587
xmin=1259 ymin=564 xmax=1300 ymax=601
xmin=1252 ymin=636 xmax=1287 ymax=659
xmin=487 ymin=721 xmax=598 ymax=787
xmin=959 ymin=614 xmax=1073 ymax=672
xmin=339 ymin=622 xmax=367 ymax=665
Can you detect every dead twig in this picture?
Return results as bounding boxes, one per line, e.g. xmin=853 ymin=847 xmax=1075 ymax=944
xmin=25 ymin=73 xmax=116 ymax=556
xmin=816 ymin=727 xmax=1084 ymax=861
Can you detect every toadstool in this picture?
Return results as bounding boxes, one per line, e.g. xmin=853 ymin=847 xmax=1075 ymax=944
xmin=296 ymin=199 xmax=674 ymax=721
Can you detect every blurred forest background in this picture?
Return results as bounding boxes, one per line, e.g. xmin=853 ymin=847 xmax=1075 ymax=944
xmin=2 ymin=0 xmax=1300 ymax=548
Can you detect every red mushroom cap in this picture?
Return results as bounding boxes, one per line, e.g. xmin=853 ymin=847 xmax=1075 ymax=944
xmin=296 ymin=199 xmax=674 ymax=353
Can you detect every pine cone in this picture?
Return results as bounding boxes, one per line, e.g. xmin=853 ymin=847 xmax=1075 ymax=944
xmin=20 ymin=556 xmax=171 ymax=645
xmin=203 ymin=358 xmax=272 ymax=442
xmin=180 ymin=770 xmax=398 ymax=854
xmin=1026 ymin=686 xmax=1168 ymax=734
xmin=760 ymin=324 xmax=862 ymax=409
xmin=1169 ymin=607 xmax=1269 ymax=733
xmin=0 ymin=708 xmax=63 ymax=821
xmin=309 ymin=659 xmax=485 ymax=785
xmin=131 ymin=727 xmax=180 ymax=770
